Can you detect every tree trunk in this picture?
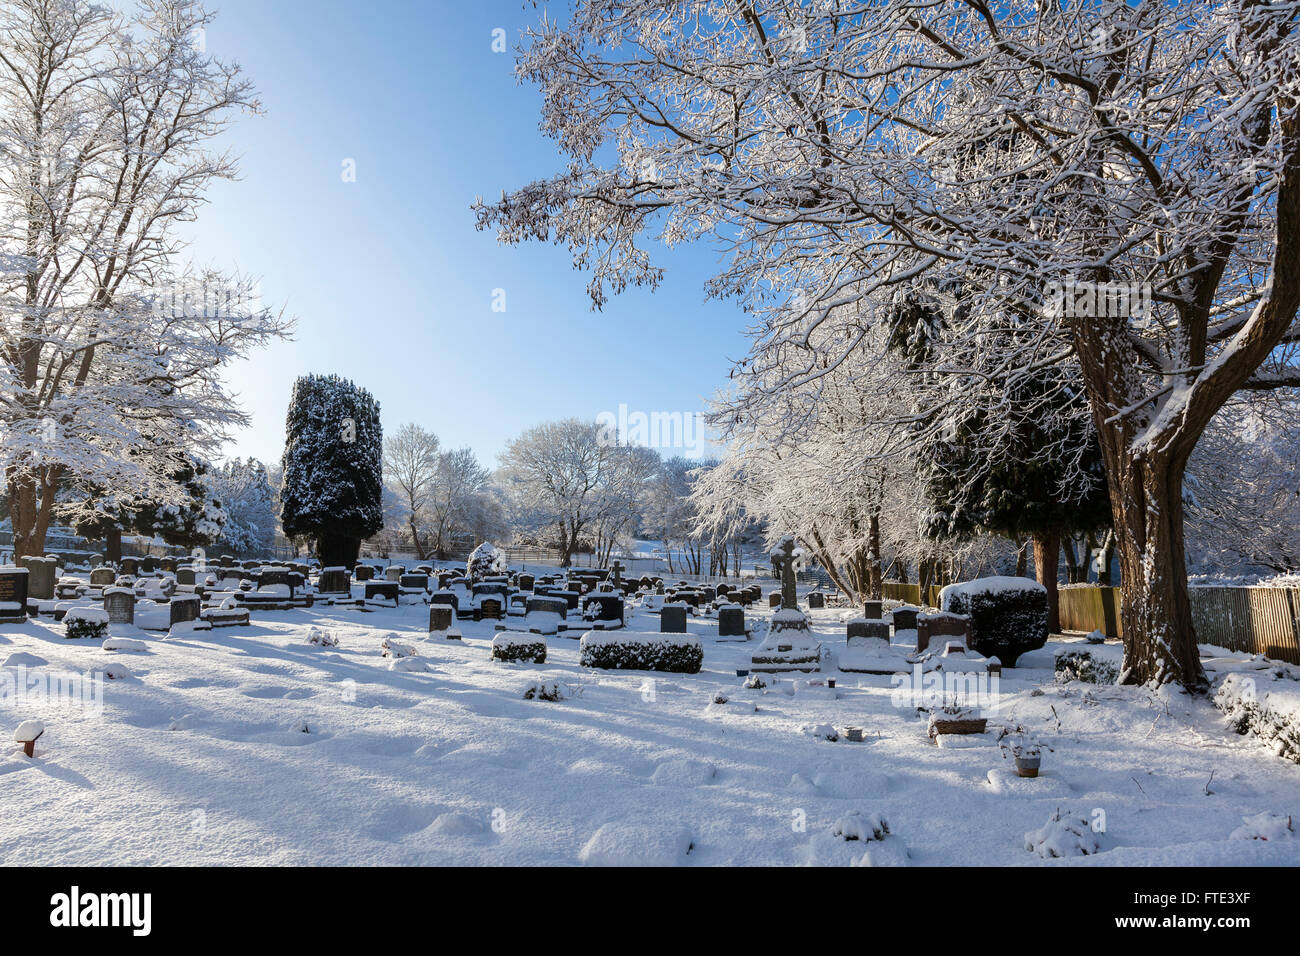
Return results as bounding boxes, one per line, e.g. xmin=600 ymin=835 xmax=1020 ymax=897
xmin=1032 ymin=531 xmax=1061 ymax=635
xmin=1108 ymin=453 xmax=1206 ymax=690
xmin=106 ymin=527 xmax=123 ymax=564
xmin=318 ymin=533 xmax=361 ymax=569
xmin=408 ymin=518 xmax=426 ymax=561
xmin=1014 ymin=537 xmax=1029 ymax=578
xmin=867 ymin=510 xmax=882 ymax=600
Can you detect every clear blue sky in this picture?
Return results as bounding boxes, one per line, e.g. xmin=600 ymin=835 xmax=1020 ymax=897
xmin=180 ymin=0 xmax=747 ymax=469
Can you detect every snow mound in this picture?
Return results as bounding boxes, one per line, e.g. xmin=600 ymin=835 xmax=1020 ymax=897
xmin=521 ymin=678 xmax=579 ymax=701
xmin=830 ymin=810 xmax=890 ymax=842
xmin=3 ymin=652 xmax=47 ymax=668
xmin=1024 ymin=809 xmax=1103 ymax=858
xmin=578 ymin=822 xmax=693 ymax=866
xmin=1229 ymin=812 xmax=1294 ymax=841
xmin=102 ymin=637 xmax=147 ymax=652
xmin=102 ymin=662 xmax=132 ymax=681
xmin=985 ymin=766 xmax=1071 ymax=796
xmin=801 ymin=722 xmax=840 ymax=742
xmin=389 ymin=656 xmax=431 ymax=673
xmin=650 ymin=758 xmax=717 ymax=787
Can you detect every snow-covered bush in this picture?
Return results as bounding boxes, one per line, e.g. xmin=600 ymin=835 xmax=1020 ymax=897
xmin=1215 ymin=672 xmax=1300 ymax=763
xmin=1055 ymin=649 xmax=1119 ymax=685
xmin=830 ymin=811 xmax=890 ymax=842
xmin=940 ymin=576 xmax=1048 ymax=666
xmin=306 ymin=626 xmax=339 ymax=647
xmin=579 ymin=631 xmax=703 ymax=673
xmin=467 ymin=542 xmax=507 ymax=580
xmin=380 ymin=635 xmax=418 ymax=659
xmin=521 ymin=678 xmax=578 ymax=701
xmin=64 ymin=607 xmax=108 ymax=640
xmin=1024 ymin=809 xmax=1102 ymax=858
xmin=491 ymin=634 xmax=547 ymax=664
xmin=1229 ymin=812 xmax=1294 ymax=841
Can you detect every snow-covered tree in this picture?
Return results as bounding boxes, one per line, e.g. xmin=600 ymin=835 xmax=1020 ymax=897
xmin=477 ymin=0 xmax=1300 ymax=688
xmin=210 ymin=458 xmax=277 ymax=557
xmin=383 ymin=423 xmax=441 ymax=560
xmin=279 ymin=374 xmax=383 ymax=568
xmin=0 ymin=0 xmax=288 ymax=561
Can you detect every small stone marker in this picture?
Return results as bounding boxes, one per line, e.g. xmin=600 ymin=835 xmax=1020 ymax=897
xmin=105 ymin=588 xmax=136 ymax=625
xmin=660 ymin=604 xmax=688 ymax=634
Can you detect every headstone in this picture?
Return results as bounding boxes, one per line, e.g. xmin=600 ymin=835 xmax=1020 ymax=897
xmin=916 ymin=611 xmax=968 ymax=654
xmin=847 ymin=619 xmax=891 ymax=643
xmin=0 ymin=567 xmax=29 ymax=622
xmin=105 ymin=588 xmax=135 ymax=625
xmin=429 ymin=605 xmax=455 ymax=633
xmin=364 ymin=581 xmax=399 ymax=604
xmin=429 ymin=590 xmax=459 ymax=613
xmin=718 ymin=606 xmax=747 ymax=639
xmin=892 ymin=606 xmax=919 ymax=633
xmin=807 ymin=592 xmax=825 ymax=609
xmin=517 ymin=573 xmax=535 ymax=592
xmin=611 ymin=560 xmax=625 ymax=592
xmin=769 ymin=591 xmax=782 ymax=608
xmin=90 ymin=566 xmax=116 ymax=587
xmin=120 ymin=558 xmax=139 ymax=576
xmin=863 ymin=600 xmax=883 ymax=619
xmin=353 ymin=565 xmax=375 ymax=582
xmin=660 ymin=604 xmax=688 ymax=633
xmin=583 ymin=593 xmax=624 ymax=627
xmin=169 ymin=594 xmax=201 ymax=627
xmin=22 ymin=555 xmax=57 ymax=601
xmin=400 ymin=573 xmax=430 ymax=592
xmin=318 ymin=568 xmax=350 ymax=594
xmin=385 ymin=566 xmax=404 ymax=582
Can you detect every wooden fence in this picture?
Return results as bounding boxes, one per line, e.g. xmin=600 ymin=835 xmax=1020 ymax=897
xmin=882 ymin=581 xmax=945 ymax=607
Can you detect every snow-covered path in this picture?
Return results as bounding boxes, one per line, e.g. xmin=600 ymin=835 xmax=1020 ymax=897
xmin=2 ymin=600 xmax=1298 ymax=866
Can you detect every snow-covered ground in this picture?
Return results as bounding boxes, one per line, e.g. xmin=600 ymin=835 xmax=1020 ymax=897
xmin=2 ymin=590 xmax=1298 ymax=866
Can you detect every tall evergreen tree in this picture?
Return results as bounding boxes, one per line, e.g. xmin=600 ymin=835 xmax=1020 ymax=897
xmin=279 ymin=374 xmax=383 ymax=567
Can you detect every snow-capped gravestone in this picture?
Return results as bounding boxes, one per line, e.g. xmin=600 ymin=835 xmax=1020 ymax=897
xmin=0 ymin=567 xmax=29 ymax=623
xmin=751 ymin=537 xmax=822 ymax=673
xmin=89 ymin=566 xmax=116 ymax=588
xmin=915 ymin=611 xmax=968 ymax=654
xmin=428 ymin=604 xmax=462 ymax=639
xmin=891 ymin=605 xmax=919 ymax=633
xmin=22 ymin=555 xmax=57 ymax=602
xmin=104 ymin=588 xmax=136 ymax=625
xmin=807 ymin=592 xmax=825 ymax=609
xmin=317 ymin=567 xmax=350 ymax=594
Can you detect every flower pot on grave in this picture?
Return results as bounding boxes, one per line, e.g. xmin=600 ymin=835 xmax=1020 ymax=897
xmin=1014 ymin=754 xmax=1041 ymax=778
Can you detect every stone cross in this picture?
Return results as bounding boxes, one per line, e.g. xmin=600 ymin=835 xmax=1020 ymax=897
xmin=773 ymin=538 xmax=799 ymax=611
xmin=611 ymin=560 xmax=624 ymax=591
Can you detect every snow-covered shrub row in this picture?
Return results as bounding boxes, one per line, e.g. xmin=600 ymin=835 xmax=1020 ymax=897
xmin=1054 ymin=650 xmax=1119 ymax=685
xmin=1215 ymin=672 xmax=1300 ymax=764
xmin=579 ymin=631 xmax=703 ymax=674
xmin=64 ymin=607 xmax=108 ymax=640
xmin=521 ymin=678 xmax=578 ymax=701
xmin=491 ymin=634 xmax=547 ymax=664
xmin=940 ymin=576 xmax=1048 ymax=666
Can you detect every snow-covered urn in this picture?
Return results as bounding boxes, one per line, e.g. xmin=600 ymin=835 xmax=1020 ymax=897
xmin=15 ymin=719 xmax=44 ymax=757
xmin=1024 ymin=809 xmax=1102 ymax=858
xmin=467 ymin=543 xmax=507 ymax=581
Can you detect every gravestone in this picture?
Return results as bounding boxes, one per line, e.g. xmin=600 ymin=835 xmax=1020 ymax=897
xmin=916 ymin=611 xmax=969 ymax=654
xmin=660 ymin=604 xmax=688 ymax=634
xmin=120 ymin=558 xmax=139 ymax=576
xmin=429 ymin=590 xmax=459 ymax=613
xmin=353 ymin=565 xmax=375 ymax=582
xmin=364 ymin=581 xmax=399 ymax=604
xmin=517 ymin=573 xmax=535 ymax=593
xmin=863 ymin=600 xmax=883 ymax=619
xmin=583 ymin=593 xmax=624 ymax=628
xmin=892 ymin=606 xmax=919 ymax=633
xmin=317 ymin=568 xmax=350 ymax=594
xmin=400 ymin=573 xmax=430 ymax=592
xmin=385 ymin=566 xmax=405 ymax=582
xmin=22 ymin=555 xmax=57 ymax=601
xmin=90 ymin=567 xmax=116 ymax=587
xmin=169 ymin=594 xmax=201 ymax=627
xmin=848 ymin=619 xmax=891 ymax=643
xmin=0 ymin=568 xmax=29 ymax=623
xmin=807 ymin=592 xmax=825 ymax=609
xmin=769 ymin=591 xmax=782 ymax=608
xmin=718 ymin=605 xmax=747 ymax=639
xmin=429 ymin=604 xmax=456 ymax=633
xmin=105 ymin=588 xmax=135 ymax=625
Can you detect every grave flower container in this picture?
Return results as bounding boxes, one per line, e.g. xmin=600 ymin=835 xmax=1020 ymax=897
xmin=1015 ymin=754 xmax=1041 ymax=778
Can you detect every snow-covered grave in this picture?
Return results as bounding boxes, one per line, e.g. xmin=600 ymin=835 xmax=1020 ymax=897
xmin=0 ymin=564 xmax=1297 ymax=866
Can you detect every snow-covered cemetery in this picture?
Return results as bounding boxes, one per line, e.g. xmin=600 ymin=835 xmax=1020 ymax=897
xmin=1 ymin=0 xmax=1300 ymax=893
